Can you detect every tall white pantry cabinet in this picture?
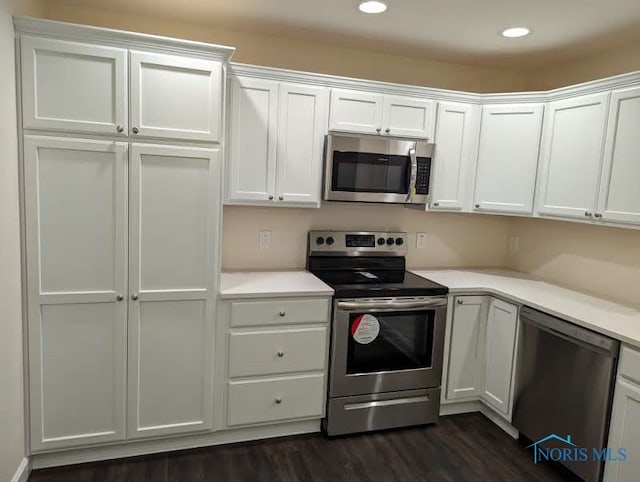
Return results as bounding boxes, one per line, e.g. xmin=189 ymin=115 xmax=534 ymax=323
xmin=17 ymin=19 xmax=234 ymax=451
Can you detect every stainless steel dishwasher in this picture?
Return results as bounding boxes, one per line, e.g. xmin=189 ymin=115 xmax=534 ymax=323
xmin=513 ymin=306 xmax=620 ymax=482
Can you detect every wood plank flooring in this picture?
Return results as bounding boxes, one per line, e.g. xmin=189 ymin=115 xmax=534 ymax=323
xmin=29 ymin=413 xmax=581 ymax=482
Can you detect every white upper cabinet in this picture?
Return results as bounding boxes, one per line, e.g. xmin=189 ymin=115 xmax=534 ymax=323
xmin=430 ymin=102 xmax=480 ymax=211
xmin=329 ymin=89 xmax=435 ymax=138
xmin=536 ymin=92 xmax=610 ymax=219
xmin=228 ymin=75 xmax=329 ymax=207
xmin=127 ymin=144 xmax=219 ymax=439
xmin=130 ymin=51 xmax=222 ymax=142
xmin=21 ymin=36 xmax=127 ymax=135
xmin=473 ymin=103 xmax=544 ymax=214
xmin=382 ymin=95 xmax=436 ymax=138
xmin=596 ymin=87 xmax=640 ymax=225
xmin=329 ymin=89 xmax=383 ymax=134
xmin=23 ymin=136 xmax=128 ymax=451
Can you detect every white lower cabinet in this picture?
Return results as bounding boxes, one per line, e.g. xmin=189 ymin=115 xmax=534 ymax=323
xmin=222 ymin=296 xmax=331 ymax=428
xmin=444 ymin=295 xmax=519 ymax=419
xmin=604 ymin=346 xmax=640 ymax=482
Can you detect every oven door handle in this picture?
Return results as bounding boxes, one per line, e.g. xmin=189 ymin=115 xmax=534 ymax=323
xmin=337 ymin=299 xmax=447 ymax=311
xmin=405 ymin=144 xmax=418 ymax=203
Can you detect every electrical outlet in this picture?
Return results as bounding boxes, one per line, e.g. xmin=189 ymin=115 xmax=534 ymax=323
xmin=416 ymin=232 xmax=427 ymax=249
xmin=510 ymin=235 xmax=520 ymax=253
xmin=259 ymin=230 xmax=272 ymax=250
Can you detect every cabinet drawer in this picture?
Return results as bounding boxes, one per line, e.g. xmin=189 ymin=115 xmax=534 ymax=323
xmin=229 ymin=327 xmax=327 ymax=378
xmin=619 ymin=345 xmax=640 ymax=384
xmin=227 ymin=374 xmax=325 ymax=427
xmin=230 ymin=298 xmax=330 ymax=327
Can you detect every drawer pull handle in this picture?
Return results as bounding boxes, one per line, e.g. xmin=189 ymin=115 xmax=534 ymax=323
xmin=275 ymin=397 xmax=282 ymax=404
xmin=277 ymin=351 xmax=284 ymax=358
xmin=457 ymin=299 xmax=463 ymax=305
xmin=279 ymin=311 xmax=286 ymax=317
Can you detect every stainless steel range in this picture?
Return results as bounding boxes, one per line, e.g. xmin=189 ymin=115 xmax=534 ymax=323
xmin=307 ymin=230 xmax=448 ymax=436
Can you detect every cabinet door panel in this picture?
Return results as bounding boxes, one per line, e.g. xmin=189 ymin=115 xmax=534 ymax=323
xmin=130 ymin=51 xmax=221 ymax=141
xmin=276 ymin=83 xmax=328 ymax=205
xmin=537 ymin=93 xmax=610 ymax=219
xmin=128 ymin=144 xmax=219 ymax=438
xmin=598 ymin=88 xmax=640 ymax=225
xmin=431 ymin=102 xmax=480 ymax=211
xmin=604 ymin=378 xmax=640 ymax=482
xmin=474 ymin=104 xmax=544 ymax=214
xmin=21 ymin=36 xmax=127 ymax=135
xmin=228 ymin=77 xmax=278 ymax=202
xmin=329 ymin=89 xmax=383 ymax=134
xmin=446 ymin=296 xmax=486 ymax=401
xmin=482 ymin=298 xmax=518 ymax=416
xmin=24 ymin=136 xmax=127 ymax=451
xmin=382 ymin=95 xmax=435 ymax=139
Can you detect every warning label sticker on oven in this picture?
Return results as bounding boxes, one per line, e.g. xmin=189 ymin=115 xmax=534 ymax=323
xmin=351 ymin=314 xmax=380 ymax=344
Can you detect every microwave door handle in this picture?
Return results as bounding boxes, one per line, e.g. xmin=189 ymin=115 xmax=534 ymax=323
xmin=406 ymin=144 xmax=418 ymax=202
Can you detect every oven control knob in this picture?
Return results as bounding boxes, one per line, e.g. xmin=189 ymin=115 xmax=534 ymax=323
xmin=377 ymin=237 xmax=385 ymax=246
xmin=326 ymin=236 xmax=335 ymax=245
xmin=395 ymin=238 xmax=404 ymax=246
xmin=386 ymin=237 xmax=395 ymax=245
xmin=316 ymin=236 xmax=325 ymax=245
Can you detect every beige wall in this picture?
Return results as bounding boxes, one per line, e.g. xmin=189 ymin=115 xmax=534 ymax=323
xmin=21 ymin=0 xmax=527 ymax=93
xmin=222 ymin=205 xmax=510 ymax=271
xmin=507 ymin=217 xmax=640 ymax=307
xmin=1 ymin=0 xmax=25 ymax=480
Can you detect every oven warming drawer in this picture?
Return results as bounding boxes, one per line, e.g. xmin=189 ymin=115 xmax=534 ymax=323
xmin=324 ymin=388 xmax=440 ymax=436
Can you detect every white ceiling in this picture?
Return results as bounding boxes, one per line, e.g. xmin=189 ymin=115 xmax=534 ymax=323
xmin=61 ymin=0 xmax=640 ymax=66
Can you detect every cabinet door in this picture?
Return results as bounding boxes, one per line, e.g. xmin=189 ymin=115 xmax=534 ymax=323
xmin=130 ymin=51 xmax=222 ymax=142
xmin=228 ymin=76 xmax=278 ymax=203
xmin=446 ymin=296 xmax=486 ymax=401
xmin=128 ymin=144 xmax=219 ymax=439
xmin=430 ymin=102 xmax=480 ymax=211
xmin=537 ymin=93 xmax=610 ymax=219
xmin=21 ymin=36 xmax=127 ymax=135
xmin=329 ymin=89 xmax=383 ymax=134
xmin=382 ymin=95 xmax=436 ymax=139
xmin=473 ymin=104 xmax=544 ymax=214
xmin=275 ymin=83 xmax=329 ymax=206
xmin=23 ymin=136 xmax=127 ymax=451
xmin=481 ymin=298 xmax=518 ymax=416
xmin=597 ymin=88 xmax=640 ymax=225
xmin=604 ymin=379 xmax=640 ymax=482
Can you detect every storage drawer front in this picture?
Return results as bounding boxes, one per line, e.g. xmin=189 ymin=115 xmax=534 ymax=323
xmin=230 ymin=298 xmax=330 ymax=327
xmin=229 ymin=327 xmax=327 ymax=378
xmin=227 ymin=374 xmax=325 ymax=426
xmin=619 ymin=345 xmax=640 ymax=384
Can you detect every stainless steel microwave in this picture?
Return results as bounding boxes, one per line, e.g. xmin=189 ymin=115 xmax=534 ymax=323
xmin=323 ymin=133 xmax=434 ymax=205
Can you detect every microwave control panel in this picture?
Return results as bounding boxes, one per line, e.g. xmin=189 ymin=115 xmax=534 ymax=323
xmin=415 ymin=158 xmax=431 ymax=195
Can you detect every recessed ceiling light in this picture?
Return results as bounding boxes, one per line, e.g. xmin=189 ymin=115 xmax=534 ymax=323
xmin=358 ymin=0 xmax=388 ymax=14
xmin=501 ymin=27 xmax=531 ymax=38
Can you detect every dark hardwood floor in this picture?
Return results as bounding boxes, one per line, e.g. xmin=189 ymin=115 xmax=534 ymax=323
xmin=29 ymin=413 xmax=581 ymax=482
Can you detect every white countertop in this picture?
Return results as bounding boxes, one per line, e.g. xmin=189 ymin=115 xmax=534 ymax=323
xmin=411 ymin=269 xmax=640 ymax=348
xmin=220 ymin=271 xmax=334 ymax=299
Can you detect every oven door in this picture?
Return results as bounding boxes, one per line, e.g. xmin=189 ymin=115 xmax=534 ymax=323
xmin=329 ymin=297 xmax=447 ymax=398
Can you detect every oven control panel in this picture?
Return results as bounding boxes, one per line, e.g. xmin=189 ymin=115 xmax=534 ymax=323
xmin=309 ymin=231 xmax=408 ymax=256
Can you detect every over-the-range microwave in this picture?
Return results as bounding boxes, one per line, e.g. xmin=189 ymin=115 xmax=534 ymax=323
xmin=323 ymin=133 xmax=434 ymax=205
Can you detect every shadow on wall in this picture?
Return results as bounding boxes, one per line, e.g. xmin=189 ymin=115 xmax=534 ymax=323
xmin=222 ymin=203 xmax=512 ymax=271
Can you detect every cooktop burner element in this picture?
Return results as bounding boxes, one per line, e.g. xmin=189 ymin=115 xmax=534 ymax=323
xmin=306 ymin=230 xmax=448 ymax=298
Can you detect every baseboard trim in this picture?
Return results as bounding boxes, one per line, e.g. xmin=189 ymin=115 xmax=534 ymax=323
xmin=439 ymin=400 xmax=482 ymax=415
xmin=440 ymin=400 xmax=519 ymax=439
xmin=31 ymin=419 xmax=320 ymax=470
xmin=11 ymin=457 xmax=30 ymax=482
xmin=479 ymin=405 xmax=519 ymax=439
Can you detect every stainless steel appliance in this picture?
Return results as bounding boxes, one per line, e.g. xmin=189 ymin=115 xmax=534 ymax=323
xmin=323 ymin=133 xmax=434 ymax=205
xmin=513 ymin=306 xmax=620 ymax=482
xmin=307 ymin=231 xmax=448 ymax=436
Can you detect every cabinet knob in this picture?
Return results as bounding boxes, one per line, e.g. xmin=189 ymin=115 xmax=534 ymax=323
xmin=275 ymin=397 xmax=282 ymax=404
xmin=268 ymin=195 xmax=274 ymax=200
xmin=277 ymin=351 xmax=284 ymax=358
xmin=457 ymin=299 xmax=463 ymax=305
xmin=376 ymin=127 xmax=382 ymax=133
xmin=278 ymin=195 xmax=284 ymax=201
xmin=131 ymin=294 xmax=139 ymax=301
xmin=585 ymin=211 xmax=592 ymax=217
xmin=116 ymin=125 xmax=124 ymax=133
xmin=433 ymin=202 xmax=440 ymax=207
xmin=475 ymin=204 xmax=480 ymax=209
xmin=594 ymin=213 xmax=602 ymax=218
xmin=279 ymin=311 xmax=286 ymax=317
xmin=132 ymin=127 xmax=139 ymax=134
xmin=385 ymin=128 xmax=390 ymax=133
xmin=116 ymin=294 xmax=124 ymax=301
